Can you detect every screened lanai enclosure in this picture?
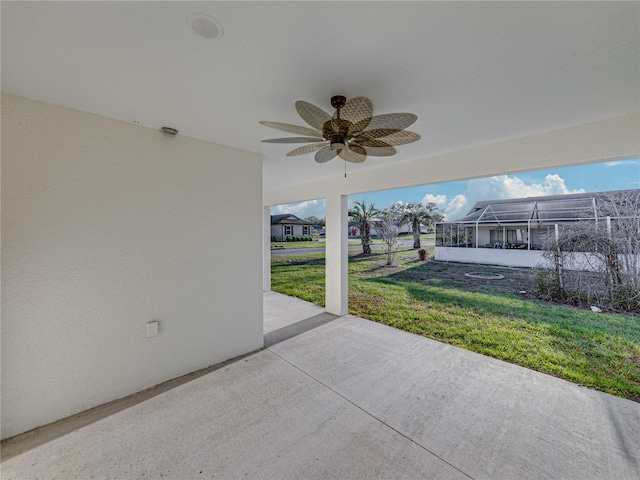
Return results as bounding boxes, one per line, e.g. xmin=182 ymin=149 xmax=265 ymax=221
xmin=435 ymin=190 xmax=640 ymax=269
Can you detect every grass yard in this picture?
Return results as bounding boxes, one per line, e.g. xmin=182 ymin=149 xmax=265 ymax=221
xmin=271 ymin=240 xmax=325 ymax=249
xmin=271 ymin=250 xmax=640 ymax=401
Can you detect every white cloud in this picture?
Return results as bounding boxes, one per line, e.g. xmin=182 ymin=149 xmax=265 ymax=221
xmin=440 ymin=174 xmax=584 ymax=220
xmin=417 ymin=193 xmax=466 ymax=221
xmin=421 ymin=193 xmax=447 ymax=206
xmin=444 ymin=194 xmax=468 ymax=220
xmin=271 ymin=199 xmax=326 ymax=219
xmin=605 ymin=159 xmax=639 ymax=167
xmin=465 ymin=174 xmax=584 ymax=200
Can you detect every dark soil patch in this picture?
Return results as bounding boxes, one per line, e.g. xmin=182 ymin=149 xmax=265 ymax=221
xmin=366 ymin=256 xmax=639 ymax=316
xmin=387 ymin=258 xmax=537 ymax=297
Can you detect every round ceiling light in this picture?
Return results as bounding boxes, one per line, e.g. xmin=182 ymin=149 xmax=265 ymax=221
xmin=186 ymin=13 xmax=223 ymax=40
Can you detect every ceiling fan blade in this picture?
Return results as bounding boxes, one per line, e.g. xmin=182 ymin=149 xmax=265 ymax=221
xmin=262 ymin=137 xmax=325 ymax=143
xmin=353 ymin=113 xmax=418 ymax=133
xmin=287 ymin=142 xmax=329 ymax=156
xmin=335 ymin=97 xmax=373 ymax=127
xmin=259 ymin=121 xmax=322 ymax=137
xmin=354 ymin=129 xmax=400 ymax=140
xmin=295 ymin=101 xmax=331 ymax=130
xmin=377 ymin=130 xmax=421 ymax=145
xmin=315 ymin=146 xmax=338 ymax=163
xmin=355 ymin=130 xmax=421 ymax=145
xmin=338 ymin=145 xmax=367 ymax=163
xmin=362 ymin=146 xmax=397 ymax=157
xmin=352 ymin=138 xmax=393 ymax=148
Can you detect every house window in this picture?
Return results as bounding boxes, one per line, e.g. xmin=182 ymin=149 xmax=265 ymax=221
xmin=507 ymin=228 xmax=525 ymax=244
xmin=303 ymin=226 xmax=310 ymax=236
xmin=284 ymin=225 xmax=293 ymax=236
xmin=490 ymin=228 xmax=526 ymax=247
xmin=490 ymin=229 xmax=503 ymax=245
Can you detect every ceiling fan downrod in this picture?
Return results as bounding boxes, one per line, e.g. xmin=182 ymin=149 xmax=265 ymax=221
xmin=327 ymin=95 xmax=348 ymax=151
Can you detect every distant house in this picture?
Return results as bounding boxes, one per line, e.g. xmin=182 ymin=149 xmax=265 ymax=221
xmin=435 ymin=189 xmax=639 ymax=268
xmin=271 ymin=214 xmax=314 ymax=241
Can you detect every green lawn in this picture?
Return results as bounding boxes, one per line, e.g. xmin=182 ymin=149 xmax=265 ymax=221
xmin=271 ymin=240 xmax=325 ymax=249
xmin=271 ymin=251 xmax=640 ymax=401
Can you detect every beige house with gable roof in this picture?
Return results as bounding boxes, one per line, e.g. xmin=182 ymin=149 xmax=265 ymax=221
xmin=270 ymin=214 xmax=314 ymax=241
xmin=435 ymin=189 xmax=640 ymax=269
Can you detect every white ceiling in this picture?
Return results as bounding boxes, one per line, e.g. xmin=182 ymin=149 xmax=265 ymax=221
xmin=2 ymin=1 xmax=639 ymax=190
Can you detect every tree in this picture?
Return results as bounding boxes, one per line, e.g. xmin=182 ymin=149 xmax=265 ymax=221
xmin=349 ymin=200 xmax=381 ymax=255
xmin=388 ymin=202 xmax=409 ymax=229
xmin=425 ymin=203 xmax=445 ymax=231
xmin=304 ymin=216 xmax=325 ymax=227
xmin=394 ymin=202 xmax=444 ymax=249
xmin=376 ymin=210 xmax=401 ymax=265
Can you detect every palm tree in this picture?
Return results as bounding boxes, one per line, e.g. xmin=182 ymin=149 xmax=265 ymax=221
xmin=425 ymin=202 xmax=445 ymax=233
xmin=349 ymin=200 xmax=381 ymax=254
xmin=402 ymin=202 xmax=443 ymax=249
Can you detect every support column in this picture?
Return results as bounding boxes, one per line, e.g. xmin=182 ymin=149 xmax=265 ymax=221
xmin=263 ymin=206 xmax=271 ymax=292
xmin=325 ymin=195 xmax=348 ymax=315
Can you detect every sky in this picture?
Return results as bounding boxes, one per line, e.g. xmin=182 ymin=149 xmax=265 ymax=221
xmin=270 ymin=158 xmax=640 ymax=221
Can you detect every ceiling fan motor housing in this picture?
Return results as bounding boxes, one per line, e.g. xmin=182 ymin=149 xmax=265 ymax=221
xmin=329 ymin=132 xmax=347 ymax=151
xmin=323 ymin=117 xmax=351 ymax=151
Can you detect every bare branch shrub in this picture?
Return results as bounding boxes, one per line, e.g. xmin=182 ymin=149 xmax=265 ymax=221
xmin=376 ymin=210 xmax=402 ymax=265
xmin=539 ymin=190 xmax=640 ymax=312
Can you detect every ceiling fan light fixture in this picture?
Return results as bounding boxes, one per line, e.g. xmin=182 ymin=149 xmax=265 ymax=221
xmin=186 ymin=13 xmax=223 ymax=40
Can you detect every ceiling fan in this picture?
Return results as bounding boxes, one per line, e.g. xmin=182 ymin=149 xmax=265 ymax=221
xmin=259 ymin=96 xmax=420 ymax=165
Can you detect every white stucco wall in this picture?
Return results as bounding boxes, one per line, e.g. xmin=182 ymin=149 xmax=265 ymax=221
xmin=435 ymin=247 xmax=639 ymax=273
xmin=1 ymin=94 xmax=264 ymax=439
xmin=435 ymin=247 xmax=547 ymax=268
xmin=477 ymin=230 xmax=491 ymax=247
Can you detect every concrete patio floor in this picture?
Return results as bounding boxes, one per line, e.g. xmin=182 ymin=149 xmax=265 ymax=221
xmin=2 ymin=292 xmax=639 ymax=479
